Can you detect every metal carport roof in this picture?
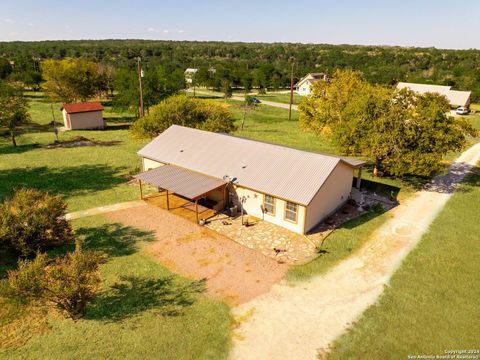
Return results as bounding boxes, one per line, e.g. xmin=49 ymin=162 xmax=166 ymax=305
xmin=134 ymin=164 xmax=226 ymax=200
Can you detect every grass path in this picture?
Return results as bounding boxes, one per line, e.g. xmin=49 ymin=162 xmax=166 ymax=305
xmin=231 ymin=143 xmax=480 ymax=360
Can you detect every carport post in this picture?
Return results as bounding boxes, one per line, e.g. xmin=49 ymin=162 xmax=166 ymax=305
xmin=166 ymin=190 xmax=170 ymax=210
xmin=356 ymin=167 xmax=362 ymax=189
xmin=195 ymin=199 xmax=199 ymax=224
xmin=139 ymin=180 xmax=143 ymax=199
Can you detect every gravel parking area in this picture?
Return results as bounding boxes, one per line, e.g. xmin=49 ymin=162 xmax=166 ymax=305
xmin=107 ymin=204 xmax=288 ymax=305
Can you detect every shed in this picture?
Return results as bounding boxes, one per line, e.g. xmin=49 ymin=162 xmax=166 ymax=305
xmin=62 ymin=102 xmax=105 ymax=130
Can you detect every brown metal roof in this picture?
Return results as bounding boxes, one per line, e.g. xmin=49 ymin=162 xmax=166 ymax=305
xmin=134 ymin=164 xmax=225 ymax=200
xmin=62 ymin=102 xmax=104 ymax=114
xmin=138 ymin=125 xmax=366 ymax=205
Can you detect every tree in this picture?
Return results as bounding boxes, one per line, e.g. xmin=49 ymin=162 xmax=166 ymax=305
xmin=299 ymin=69 xmax=476 ymax=176
xmin=0 ymin=188 xmax=74 ymax=257
xmin=113 ymin=65 xmax=184 ymax=116
xmin=131 ymin=95 xmax=235 ymax=138
xmin=0 ymin=57 xmax=13 ymax=79
xmin=3 ymin=246 xmax=104 ymax=320
xmin=42 ymin=58 xmax=105 ymax=102
xmin=0 ymin=81 xmax=30 ymax=147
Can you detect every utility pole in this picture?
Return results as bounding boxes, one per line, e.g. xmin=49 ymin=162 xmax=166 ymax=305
xmin=137 ymin=57 xmax=144 ymax=117
xmin=288 ymin=62 xmax=295 ymax=121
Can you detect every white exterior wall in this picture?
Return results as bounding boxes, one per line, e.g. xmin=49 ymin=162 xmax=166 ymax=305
xmin=304 ymin=162 xmax=354 ymax=233
xmin=233 ymin=186 xmax=306 ymax=234
xmin=67 ymin=110 xmax=104 ymax=130
xmin=143 ymin=157 xmax=165 ymax=171
xmin=296 ymin=80 xmax=312 ymax=96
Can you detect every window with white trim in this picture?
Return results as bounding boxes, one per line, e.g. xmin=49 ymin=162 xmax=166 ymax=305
xmin=285 ymin=201 xmax=298 ymax=222
xmin=263 ymin=195 xmax=275 ymax=215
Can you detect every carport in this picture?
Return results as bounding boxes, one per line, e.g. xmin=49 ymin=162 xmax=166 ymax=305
xmin=134 ymin=164 xmax=227 ymax=223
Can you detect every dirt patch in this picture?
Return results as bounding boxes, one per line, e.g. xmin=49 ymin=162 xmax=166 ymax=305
xmin=46 ymin=136 xmax=122 ymax=148
xmin=106 ymin=204 xmax=288 ymax=305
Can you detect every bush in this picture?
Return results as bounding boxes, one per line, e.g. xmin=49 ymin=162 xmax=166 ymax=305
xmin=0 ymin=188 xmax=74 ymax=257
xmin=131 ymin=95 xmax=236 ymax=138
xmin=3 ymin=246 xmax=104 ymax=320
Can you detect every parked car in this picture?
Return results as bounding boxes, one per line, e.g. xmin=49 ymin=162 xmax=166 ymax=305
xmin=456 ymin=106 xmax=470 ymax=115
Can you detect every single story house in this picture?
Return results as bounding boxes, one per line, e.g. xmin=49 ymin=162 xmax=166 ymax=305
xmin=61 ymin=102 xmax=105 ymax=130
xmin=396 ymin=82 xmax=471 ymax=108
xmin=135 ymin=125 xmax=365 ymax=234
xmin=295 ymin=72 xmax=327 ymax=96
xmin=184 ymin=68 xmax=198 ymax=84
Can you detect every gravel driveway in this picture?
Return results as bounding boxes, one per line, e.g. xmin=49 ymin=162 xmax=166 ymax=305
xmin=231 ymin=143 xmax=480 ymax=360
xmin=107 ymin=204 xmax=288 ymax=305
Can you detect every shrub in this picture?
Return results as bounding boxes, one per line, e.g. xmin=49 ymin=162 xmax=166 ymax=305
xmin=3 ymin=246 xmax=104 ymax=320
xmin=131 ymin=95 xmax=236 ymax=138
xmin=0 ymin=188 xmax=74 ymax=257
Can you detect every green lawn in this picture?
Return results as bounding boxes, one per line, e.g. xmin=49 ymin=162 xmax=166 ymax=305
xmin=254 ymin=92 xmax=303 ymax=105
xmin=0 ymin=216 xmax=232 ymax=359
xmin=287 ymin=205 xmax=390 ymax=282
xmin=327 ymin=166 xmax=480 ymax=359
xmin=0 ymin=93 xmax=148 ymax=212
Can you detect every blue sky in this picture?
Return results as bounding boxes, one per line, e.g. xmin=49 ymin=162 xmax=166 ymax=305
xmin=1 ymin=0 xmax=479 ymax=49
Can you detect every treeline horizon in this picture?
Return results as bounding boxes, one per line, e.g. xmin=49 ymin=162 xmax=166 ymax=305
xmin=1 ymin=39 xmax=479 ymax=99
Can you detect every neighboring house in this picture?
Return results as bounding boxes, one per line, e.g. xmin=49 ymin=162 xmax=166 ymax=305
xmin=184 ymin=68 xmax=198 ymax=84
xmin=61 ymin=102 xmax=105 ymax=130
xmin=295 ymin=72 xmax=327 ymax=96
xmin=136 ymin=125 xmax=365 ymax=234
xmin=396 ymin=82 xmax=471 ymax=108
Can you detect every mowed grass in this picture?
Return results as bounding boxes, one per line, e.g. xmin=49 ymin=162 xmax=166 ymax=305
xmin=327 ymin=166 xmax=480 ymax=359
xmin=0 ymin=93 xmax=148 ymax=212
xmin=287 ymin=205 xmax=389 ymax=281
xmin=254 ymin=92 xmax=303 ymax=105
xmin=0 ymin=216 xmax=232 ymax=359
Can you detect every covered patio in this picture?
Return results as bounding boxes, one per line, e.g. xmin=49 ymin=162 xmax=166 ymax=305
xmin=135 ymin=164 xmax=227 ymax=224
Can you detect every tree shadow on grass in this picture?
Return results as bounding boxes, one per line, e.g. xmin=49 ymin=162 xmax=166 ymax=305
xmin=338 ymin=204 xmax=386 ymax=230
xmin=75 ymin=223 xmax=155 ymax=257
xmin=0 ymin=164 xmax=129 ymax=201
xmin=0 ymin=143 xmax=41 ymax=155
xmin=87 ymin=276 xmax=206 ymax=321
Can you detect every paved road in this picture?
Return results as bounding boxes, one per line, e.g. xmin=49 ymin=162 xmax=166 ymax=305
xmin=231 ymin=143 xmax=480 ymax=360
xmin=188 ymin=90 xmax=298 ymax=111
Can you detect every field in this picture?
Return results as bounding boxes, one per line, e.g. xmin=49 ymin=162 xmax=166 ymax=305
xmin=0 ymin=216 xmax=232 ymax=359
xmin=1 ymin=92 xmax=479 ymax=358
xmin=0 ymin=93 xmax=147 ymax=212
xmin=327 ymin=167 xmax=480 ymax=359
xmin=254 ymin=92 xmax=303 ymax=105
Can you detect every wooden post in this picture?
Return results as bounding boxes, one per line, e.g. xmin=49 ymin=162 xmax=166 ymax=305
xmin=195 ymin=199 xmax=199 ymax=224
xmin=139 ymin=180 xmax=143 ymax=199
xmin=223 ymin=186 xmax=227 ymax=210
xmin=356 ymin=167 xmax=362 ymax=189
xmin=137 ymin=57 xmax=144 ymax=117
xmin=288 ymin=62 xmax=294 ymax=121
xmin=166 ymin=190 xmax=170 ymax=210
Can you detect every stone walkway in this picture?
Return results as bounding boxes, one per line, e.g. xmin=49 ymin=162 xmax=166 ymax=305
xmin=205 ymin=214 xmax=317 ymax=264
xmin=64 ymin=200 xmax=146 ymax=220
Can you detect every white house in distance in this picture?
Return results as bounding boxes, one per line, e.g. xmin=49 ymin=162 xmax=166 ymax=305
xmin=396 ymin=82 xmax=471 ymax=108
xmin=184 ymin=68 xmax=198 ymax=84
xmin=295 ymin=72 xmax=328 ymax=96
xmin=135 ymin=125 xmax=365 ymax=235
xmin=61 ymin=102 xmax=105 ymax=130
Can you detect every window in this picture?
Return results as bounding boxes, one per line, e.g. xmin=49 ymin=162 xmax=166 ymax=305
xmin=285 ymin=201 xmax=298 ymax=222
xmin=263 ymin=195 xmax=275 ymax=215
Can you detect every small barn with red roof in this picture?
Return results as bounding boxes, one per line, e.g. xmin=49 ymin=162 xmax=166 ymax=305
xmin=61 ymin=102 xmax=105 ymax=130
